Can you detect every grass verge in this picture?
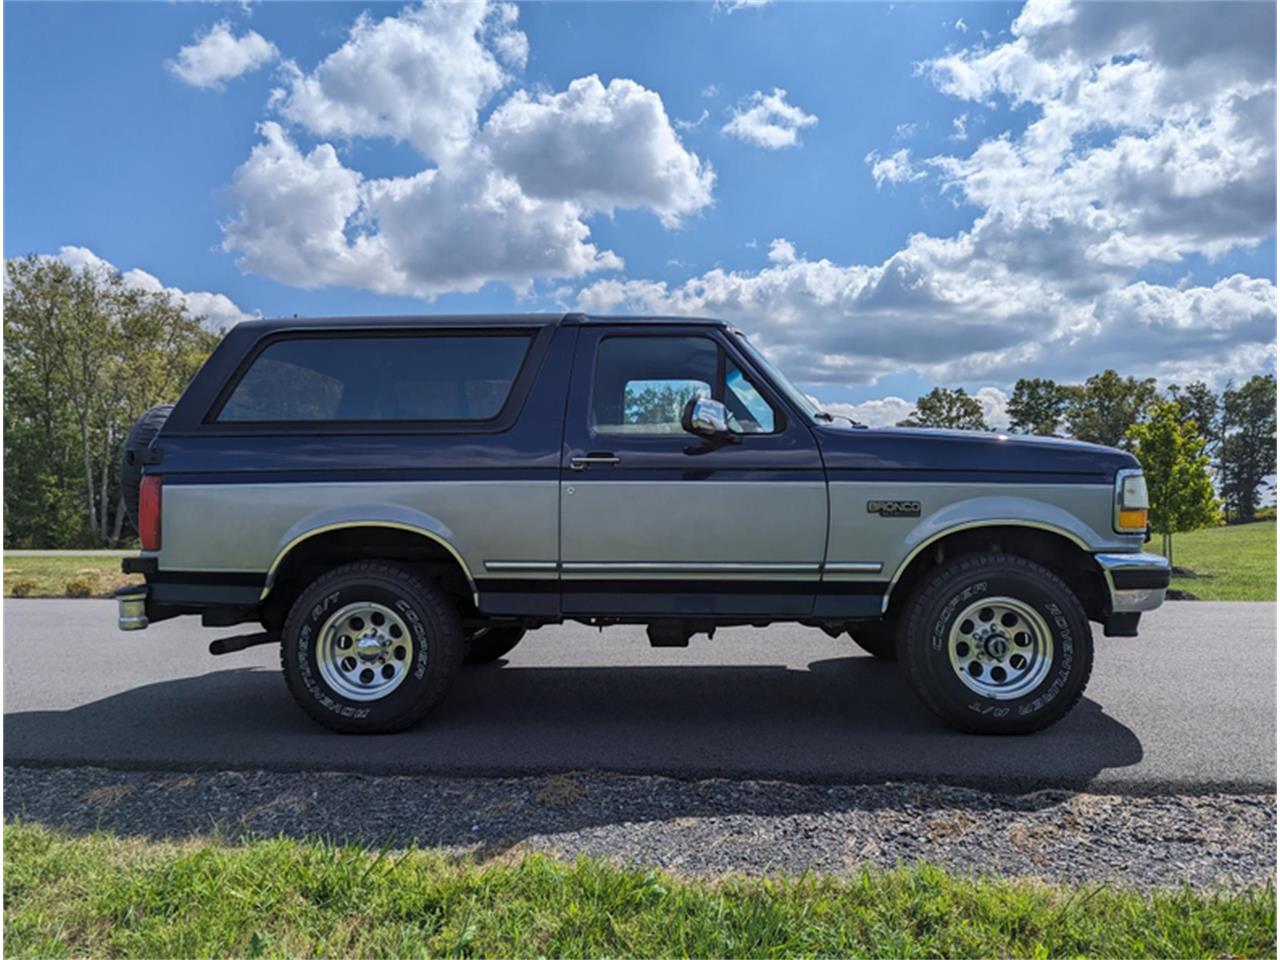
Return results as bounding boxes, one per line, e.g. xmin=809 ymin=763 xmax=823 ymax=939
xmin=3 ymin=555 xmax=141 ymax=598
xmin=1161 ymin=520 xmax=1276 ymax=601
xmin=4 ymin=822 xmax=1274 ymax=958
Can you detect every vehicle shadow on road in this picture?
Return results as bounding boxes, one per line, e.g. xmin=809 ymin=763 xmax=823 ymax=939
xmin=5 ymin=653 xmax=1147 ymax=849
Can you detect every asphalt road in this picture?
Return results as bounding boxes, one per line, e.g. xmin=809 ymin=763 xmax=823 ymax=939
xmin=4 ymin=599 xmax=1275 ymax=794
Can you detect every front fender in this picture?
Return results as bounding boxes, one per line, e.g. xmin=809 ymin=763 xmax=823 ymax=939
xmin=900 ymin=495 xmax=1101 ymax=559
xmin=882 ymin=495 xmax=1111 ymax=607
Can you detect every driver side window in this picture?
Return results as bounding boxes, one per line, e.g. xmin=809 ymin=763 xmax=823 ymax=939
xmin=590 ymin=335 xmax=778 ymax=436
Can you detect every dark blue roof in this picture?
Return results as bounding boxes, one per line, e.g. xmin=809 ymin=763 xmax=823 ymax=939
xmin=239 ymin=312 xmax=727 ymax=334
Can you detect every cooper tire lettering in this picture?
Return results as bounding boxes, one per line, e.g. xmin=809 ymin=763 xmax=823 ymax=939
xmin=280 ymin=560 xmax=464 ymax=734
xmin=897 ymin=552 xmax=1094 ymax=734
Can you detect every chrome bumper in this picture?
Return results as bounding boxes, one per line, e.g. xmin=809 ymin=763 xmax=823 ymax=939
xmin=116 ymin=586 xmax=149 ymax=631
xmin=1094 ymin=551 xmax=1171 ymax=613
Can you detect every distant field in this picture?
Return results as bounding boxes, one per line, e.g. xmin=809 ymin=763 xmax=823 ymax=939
xmin=3 ymin=555 xmax=140 ymax=598
xmin=1161 ymin=520 xmax=1276 ymax=602
xmin=4 ymin=823 xmax=1274 ymax=959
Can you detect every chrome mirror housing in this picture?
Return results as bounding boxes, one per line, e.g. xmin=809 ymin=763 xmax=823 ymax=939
xmin=682 ymin=396 xmax=731 ymax=439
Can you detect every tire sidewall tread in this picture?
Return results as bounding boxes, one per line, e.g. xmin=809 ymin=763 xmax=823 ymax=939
xmin=897 ymin=552 xmax=1094 ymax=734
xmin=280 ymin=560 xmax=463 ymax=734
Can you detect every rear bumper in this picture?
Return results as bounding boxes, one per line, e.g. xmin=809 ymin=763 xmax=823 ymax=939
xmin=1094 ymin=551 xmax=1171 ymax=614
xmin=116 ymin=557 xmax=264 ymax=631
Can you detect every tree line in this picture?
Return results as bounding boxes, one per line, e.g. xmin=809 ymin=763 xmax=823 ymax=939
xmin=4 ymin=254 xmax=218 ymax=548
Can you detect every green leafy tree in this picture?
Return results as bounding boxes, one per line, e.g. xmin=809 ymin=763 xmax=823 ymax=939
xmin=1220 ymin=374 xmax=1277 ymax=523
xmin=1166 ymin=381 xmax=1220 ymax=451
xmin=897 ymin=387 xmax=989 ymax=430
xmin=1007 ymin=378 xmax=1069 ymax=436
xmin=1126 ymin=400 xmax=1219 ymax=565
xmin=4 ymin=254 xmax=218 ymax=547
xmin=1063 ymin=370 xmax=1157 ymax=450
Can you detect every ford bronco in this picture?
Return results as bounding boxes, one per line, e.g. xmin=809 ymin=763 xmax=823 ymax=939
xmin=116 ymin=314 xmax=1170 ymax=735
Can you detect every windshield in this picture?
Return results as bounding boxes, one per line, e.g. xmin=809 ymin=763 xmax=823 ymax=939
xmin=734 ymin=331 xmax=821 ymax=419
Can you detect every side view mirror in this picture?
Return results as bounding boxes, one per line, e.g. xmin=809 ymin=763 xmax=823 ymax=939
xmin=681 ymin=396 xmax=736 ymax=442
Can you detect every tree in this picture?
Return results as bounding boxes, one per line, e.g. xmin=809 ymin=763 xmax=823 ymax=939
xmin=1007 ymin=378 xmax=1069 ymax=436
xmin=4 ymin=254 xmax=219 ymax=547
xmin=1063 ymin=370 xmax=1157 ymax=450
xmin=897 ymin=387 xmax=989 ymax=430
xmin=1220 ymin=374 xmax=1277 ymax=523
xmin=1126 ymin=400 xmax=1219 ymax=565
xmin=1167 ymin=381 xmax=1220 ymax=451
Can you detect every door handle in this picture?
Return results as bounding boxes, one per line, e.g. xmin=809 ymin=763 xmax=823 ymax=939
xmin=570 ymin=454 xmax=620 ymax=471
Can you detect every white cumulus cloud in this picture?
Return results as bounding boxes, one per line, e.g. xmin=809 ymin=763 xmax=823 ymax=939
xmin=168 ymin=21 xmax=277 ymax=89
xmin=222 ymin=1 xmax=712 ymax=298
xmin=722 ymin=88 xmax=818 ymax=149
xmin=482 ymin=75 xmax=714 ymax=227
xmin=865 ymin=148 xmax=926 ymax=188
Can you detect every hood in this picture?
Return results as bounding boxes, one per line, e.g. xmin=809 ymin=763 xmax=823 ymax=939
xmin=814 ymin=424 xmax=1137 ymax=482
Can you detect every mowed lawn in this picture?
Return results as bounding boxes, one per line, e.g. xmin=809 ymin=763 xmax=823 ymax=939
xmin=4 ymin=823 xmax=1274 ymax=959
xmin=3 ymin=554 xmax=141 ymax=598
xmin=1161 ymin=520 xmax=1276 ymax=601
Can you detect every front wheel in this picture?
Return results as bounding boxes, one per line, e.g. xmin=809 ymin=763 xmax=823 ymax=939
xmin=897 ymin=553 xmax=1093 ymax=734
xmin=281 ymin=560 xmax=464 ymax=733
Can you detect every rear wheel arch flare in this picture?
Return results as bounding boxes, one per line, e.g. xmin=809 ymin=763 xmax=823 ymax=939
xmin=262 ymin=521 xmax=478 ymax=608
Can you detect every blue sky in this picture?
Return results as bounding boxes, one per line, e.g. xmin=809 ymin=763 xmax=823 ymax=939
xmin=5 ymin=1 xmax=1276 ymax=425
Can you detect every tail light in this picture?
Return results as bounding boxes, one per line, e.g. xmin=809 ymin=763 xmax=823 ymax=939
xmin=139 ymin=475 xmax=163 ymax=550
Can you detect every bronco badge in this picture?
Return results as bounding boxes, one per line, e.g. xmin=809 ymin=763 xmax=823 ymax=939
xmin=867 ymin=499 xmax=921 ymax=518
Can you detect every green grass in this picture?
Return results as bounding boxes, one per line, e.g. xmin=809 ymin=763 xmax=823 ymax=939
xmin=2 ymin=555 xmax=141 ymax=598
xmin=4 ymin=822 xmax=1274 ymax=959
xmin=1160 ymin=519 xmax=1276 ymax=601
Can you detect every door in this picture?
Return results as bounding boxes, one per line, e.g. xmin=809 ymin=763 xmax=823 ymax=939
xmin=559 ymin=325 xmax=828 ymax=617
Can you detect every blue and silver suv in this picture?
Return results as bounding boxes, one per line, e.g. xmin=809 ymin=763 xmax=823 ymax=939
xmin=117 ymin=313 xmax=1170 ymax=734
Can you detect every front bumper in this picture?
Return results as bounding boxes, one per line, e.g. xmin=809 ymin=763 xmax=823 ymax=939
xmin=1094 ymin=551 xmax=1171 ymax=614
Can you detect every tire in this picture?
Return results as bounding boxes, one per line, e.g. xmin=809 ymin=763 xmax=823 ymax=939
xmin=464 ymin=626 xmax=526 ymax=665
xmin=120 ymin=403 xmax=174 ymax=533
xmin=849 ymin=622 xmax=897 ymax=661
xmin=896 ymin=553 xmax=1093 ymax=734
xmin=281 ymin=560 xmax=464 ymax=734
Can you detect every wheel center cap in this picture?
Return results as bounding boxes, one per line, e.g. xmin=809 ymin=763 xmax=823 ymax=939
xmin=355 ymin=634 xmax=383 ymax=661
xmin=985 ymin=634 xmax=1009 ymax=659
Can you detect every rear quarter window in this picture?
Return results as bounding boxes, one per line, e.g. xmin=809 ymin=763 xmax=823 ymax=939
xmin=217 ymin=334 xmax=532 ymax=422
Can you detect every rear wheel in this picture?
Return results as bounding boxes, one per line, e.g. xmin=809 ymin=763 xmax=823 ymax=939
xmin=464 ymin=626 xmax=526 ymax=664
xmin=281 ymin=561 xmax=464 ymax=733
xmin=897 ymin=553 xmax=1093 ymax=734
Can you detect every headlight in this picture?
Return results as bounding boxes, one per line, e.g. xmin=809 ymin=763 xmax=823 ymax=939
xmin=1114 ymin=468 xmax=1149 ymax=532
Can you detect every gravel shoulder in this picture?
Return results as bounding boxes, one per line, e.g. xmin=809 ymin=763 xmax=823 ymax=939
xmin=5 ymin=765 xmax=1273 ymax=892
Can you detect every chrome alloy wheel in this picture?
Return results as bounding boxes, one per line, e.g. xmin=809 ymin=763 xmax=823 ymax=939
xmin=948 ymin=596 xmax=1053 ymax=700
xmin=315 ymin=601 xmax=415 ymax=701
